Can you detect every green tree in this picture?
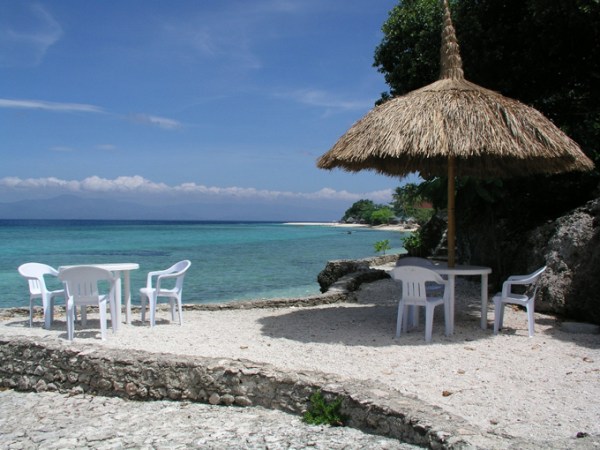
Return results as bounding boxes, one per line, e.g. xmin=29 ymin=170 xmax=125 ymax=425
xmin=341 ymin=199 xmax=377 ymax=223
xmin=370 ymin=206 xmax=395 ymax=225
xmin=392 ymin=183 xmax=435 ymax=225
xmin=374 ymin=0 xmax=599 ymax=234
xmin=374 ymin=0 xmax=442 ymax=101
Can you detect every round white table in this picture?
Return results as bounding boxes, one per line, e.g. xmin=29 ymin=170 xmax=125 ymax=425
xmin=432 ymin=264 xmax=492 ymax=333
xmin=374 ymin=261 xmax=492 ymax=335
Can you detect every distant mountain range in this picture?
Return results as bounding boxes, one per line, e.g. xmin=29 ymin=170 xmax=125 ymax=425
xmin=0 ymin=194 xmax=339 ymax=222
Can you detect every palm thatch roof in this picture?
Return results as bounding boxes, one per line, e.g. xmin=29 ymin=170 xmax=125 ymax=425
xmin=317 ymin=1 xmax=594 ymax=179
xmin=317 ymin=0 xmax=594 ymax=267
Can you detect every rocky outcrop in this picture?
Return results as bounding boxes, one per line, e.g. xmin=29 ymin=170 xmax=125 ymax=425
xmin=526 ymin=198 xmax=600 ymax=323
xmin=317 ymin=254 xmax=400 ymax=293
xmin=410 ymin=194 xmax=600 ymax=324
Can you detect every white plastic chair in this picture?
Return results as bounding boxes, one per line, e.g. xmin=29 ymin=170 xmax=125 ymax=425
xmin=391 ymin=266 xmax=450 ymax=342
xmin=493 ymin=266 xmax=547 ymax=337
xmin=18 ymin=263 xmax=65 ymax=329
xmin=59 ymin=266 xmax=117 ymax=341
xmin=140 ymin=260 xmax=191 ymax=327
xmin=395 ymin=257 xmax=443 ymax=324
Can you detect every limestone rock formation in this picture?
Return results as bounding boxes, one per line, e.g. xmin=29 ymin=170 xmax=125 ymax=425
xmin=527 ymin=198 xmax=600 ymax=323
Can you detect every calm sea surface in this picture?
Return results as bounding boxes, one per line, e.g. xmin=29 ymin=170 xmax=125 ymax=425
xmin=0 ymin=220 xmax=408 ymax=309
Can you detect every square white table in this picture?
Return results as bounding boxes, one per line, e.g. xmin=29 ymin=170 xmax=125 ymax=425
xmin=59 ymin=263 xmax=139 ymax=327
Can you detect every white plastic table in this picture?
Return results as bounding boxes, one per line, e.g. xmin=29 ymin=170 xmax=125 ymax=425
xmin=432 ymin=263 xmax=492 ymax=333
xmin=59 ymin=263 xmax=139 ymax=327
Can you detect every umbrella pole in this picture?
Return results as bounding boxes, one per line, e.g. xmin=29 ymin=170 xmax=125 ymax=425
xmin=447 ymin=156 xmax=456 ymax=267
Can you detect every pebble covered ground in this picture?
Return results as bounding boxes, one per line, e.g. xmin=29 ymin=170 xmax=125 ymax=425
xmin=0 ymin=390 xmax=420 ymax=449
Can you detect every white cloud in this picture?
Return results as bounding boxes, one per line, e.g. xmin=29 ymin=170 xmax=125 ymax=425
xmin=95 ymin=144 xmax=117 ymax=151
xmin=50 ymin=146 xmax=76 ymax=152
xmin=0 ymin=98 xmax=104 ymax=113
xmin=275 ymin=88 xmax=372 ymax=113
xmin=132 ymin=114 xmax=182 ymax=130
xmin=0 ymin=3 xmax=63 ymax=67
xmin=0 ymin=175 xmax=392 ymax=203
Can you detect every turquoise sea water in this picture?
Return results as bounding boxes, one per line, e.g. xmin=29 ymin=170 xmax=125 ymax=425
xmin=0 ymin=220 xmax=408 ymax=309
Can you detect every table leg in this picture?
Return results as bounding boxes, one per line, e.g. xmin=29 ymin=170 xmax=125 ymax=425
xmin=481 ymin=274 xmax=489 ymax=329
xmin=448 ymin=274 xmax=456 ymax=335
xmin=114 ymin=271 xmax=122 ymax=330
xmin=123 ymin=270 xmax=132 ymax=325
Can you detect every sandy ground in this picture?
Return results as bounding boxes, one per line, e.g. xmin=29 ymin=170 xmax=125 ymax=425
xmin=1 ymin=278 xmax=599 ymax=444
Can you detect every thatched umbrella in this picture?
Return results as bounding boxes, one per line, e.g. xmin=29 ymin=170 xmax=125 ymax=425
xmin=317 ymin=0 xmax=594 ymax=267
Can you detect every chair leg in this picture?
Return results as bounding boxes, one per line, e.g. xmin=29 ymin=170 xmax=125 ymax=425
xmin=67 ymin=301 xmax=74 ymax=341
xmin=170 ymin=298 xmax=176 ymax=322
xmin=425 ymin=303 xmax=434 ymax=343
xmin=81 ymin=306 xmax=87 ymax=327
xmin=443 ymin=300 xmax=451 ymax=337
xmin=140 ymin=294 xmax=147 ymax=323
xmin=109 ymin=296 xmax=117 ymax=334
xmin=526 ymin=302 xmax=535 ymax=337
xmin=396 ymin=301 xmax=405 ymax=338
xmin=176 ymin=296 xmax=183 ymax=325
xmin=149 ymin=295 xmax=157 ymax=327
xmin=493 ymin=298 xmax=503 ymax=335
xmin=411 ymin=306 xmax=420 ymax=329
xmin=29 ymin=296 xmax=34 ymax=328
xmin=42 ymin=293 xmax=52 ymax=330
xmin=99 ymin=301 xmax=107 ymax=340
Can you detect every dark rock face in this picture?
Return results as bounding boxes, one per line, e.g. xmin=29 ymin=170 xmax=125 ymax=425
xmin=526 ymin=198 xmax=600 ymax=323
xmin=459 ymin=197 xmax=600 ymax=324
xmin=409 ymin=194 xmax=600 ymax=324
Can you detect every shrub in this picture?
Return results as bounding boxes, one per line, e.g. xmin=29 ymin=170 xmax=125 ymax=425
xmin=303 ymin=390 xmax=347 ymax=426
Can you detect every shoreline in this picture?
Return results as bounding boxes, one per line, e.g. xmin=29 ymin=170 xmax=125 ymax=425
xmin=284 ymin=221 xmax=419 ymax=232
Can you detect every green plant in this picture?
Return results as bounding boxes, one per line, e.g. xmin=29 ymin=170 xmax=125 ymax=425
xmin=303 ymin=390 xmax=347 ymax=426
xmin=374 ymin=239 xmax=391 ymax=255
xmin=403 ymin=232 xmax=422 ymax=256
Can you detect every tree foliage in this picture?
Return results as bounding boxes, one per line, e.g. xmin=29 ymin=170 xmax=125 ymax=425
xmin=374 ymin=0 xmax=600 ymax=163
xmin=374 ymin=0 xmax=442 ymax=100
xmin=341 ymin=200 xmax=395 ymax=225
xmin=374 ymin=0 xmax=599 ymax=236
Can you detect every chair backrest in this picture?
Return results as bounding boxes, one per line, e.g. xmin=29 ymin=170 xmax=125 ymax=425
xmin=396 ymin=256 xmax=434 ymax=267
xmin=59 ymin=266 xmax=115 ymax=304
xmin=528 ymin=266 xmax=547 ymax=299
xmin=501 ymin=265 xmax=547 ymax=299
xmin=391 ymin=266 xmax=446 ymax=301
xmin=18 ymin=262 xmax=59 ymax=295
xmin=157 ymin=260 xmax=191 ymax=292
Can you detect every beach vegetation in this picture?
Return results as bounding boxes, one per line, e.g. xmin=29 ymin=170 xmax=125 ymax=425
xmin=402 ymin=232 xmax=422 ymax=256
xmin=370 ymin=206 xmax=395 ymax=225
xmin=392 ymin=182 xmax=435 ymax=225
xmin=303 ymin=390 xmax=347 ymax=427
xmin=374 ymin=239 xmax=391 ymax=255
xmin=341 ymin=199 xmax=394 ymax=225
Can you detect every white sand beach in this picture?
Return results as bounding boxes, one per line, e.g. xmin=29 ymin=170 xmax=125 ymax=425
xmin=1 ymin=277 xmax=599 ymax=446
xmin=284 ymin=222 xmax=419 ymax=232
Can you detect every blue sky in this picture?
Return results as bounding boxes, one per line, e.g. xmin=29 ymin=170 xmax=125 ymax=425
xmin=0 ymin=0 xmax=417 ymax=220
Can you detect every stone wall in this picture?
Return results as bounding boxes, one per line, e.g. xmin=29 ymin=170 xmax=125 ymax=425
xmin=0 ymin=335 xmax=494 ymax=450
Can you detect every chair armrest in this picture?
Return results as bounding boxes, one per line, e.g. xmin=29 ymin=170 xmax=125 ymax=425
xmin=146 ymin=270 xmax=169 ymax=289
xmin=502 ymin=274 xmax=541 ymax=296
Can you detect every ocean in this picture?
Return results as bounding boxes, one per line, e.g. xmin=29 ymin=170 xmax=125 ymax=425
xmin=0 ymin=220 xmax=408 ymax=309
